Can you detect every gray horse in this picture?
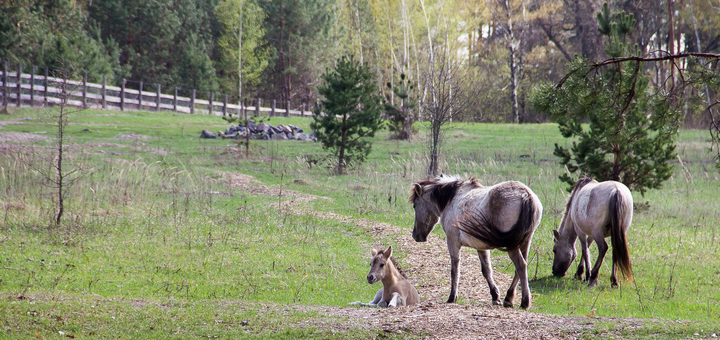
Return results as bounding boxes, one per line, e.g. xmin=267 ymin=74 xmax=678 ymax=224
xmin=410 ymin=175 xmax=543 ymax=309
xmin=552 ymin=177 xmax=634 ymax=287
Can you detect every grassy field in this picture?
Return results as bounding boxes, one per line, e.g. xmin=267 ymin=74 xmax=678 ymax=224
xmin=1 ymin=107 xmax=719 ymax=339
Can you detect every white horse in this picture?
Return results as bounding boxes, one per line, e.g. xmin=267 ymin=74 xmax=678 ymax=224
xmin=410 ymin=175 xmax=543 ymax=309
xmin=552 ymin=177 xmax=634 ymax=287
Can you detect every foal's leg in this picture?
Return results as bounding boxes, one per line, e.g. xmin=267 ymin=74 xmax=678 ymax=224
xmin=588 ymin=231 xmax=609 ymax=288
xmin=477 ymin=250 xmax=501 ymax=305
xmin=446 ymin=239 xmax=462 ymax=303
xmin=506 ymin=247 xmax=531 ymax=309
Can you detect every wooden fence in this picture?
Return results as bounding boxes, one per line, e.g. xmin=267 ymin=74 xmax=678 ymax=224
xmin=0 ymin=63 xmax=310 ymax=117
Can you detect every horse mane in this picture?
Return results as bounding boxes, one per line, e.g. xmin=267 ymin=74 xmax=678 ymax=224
xmin=558 ymin=177 xmax=595 ymax=233
xmin=388 ymin=256 xmax=407 ymax=279
xmin=409 ymin=175 xmax=482 ymax=211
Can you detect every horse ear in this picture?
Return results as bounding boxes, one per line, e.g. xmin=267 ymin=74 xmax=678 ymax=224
xmin=552 ymin=230 xmax=560 ymax=241
xmin=413 ymin=183 xmax=423 ymax=197
xmin=384 ymin=245 xmax=393 ymax=259
xmin=371 ymin=248 xmax=378 ymax=256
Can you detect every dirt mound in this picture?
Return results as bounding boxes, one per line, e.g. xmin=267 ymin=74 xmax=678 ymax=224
xmin=0 ymin=132 xmax=50 ymax=143
xmin=116 ymin=134 xmax=158 ymax=141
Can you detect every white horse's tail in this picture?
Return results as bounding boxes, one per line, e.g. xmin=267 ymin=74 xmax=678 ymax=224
xmin=609 ymin=189 xmax=633 ymax=282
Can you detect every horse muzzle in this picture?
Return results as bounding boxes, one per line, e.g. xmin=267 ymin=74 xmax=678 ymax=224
xmin=412 ymin=229 xmax=427 ymax=242
xmin=367 ymin=274 xmax=379 ymax=284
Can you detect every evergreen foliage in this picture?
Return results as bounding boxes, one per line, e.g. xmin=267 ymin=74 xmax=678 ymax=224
xmin=311 ymin=56 xmax=383 ymax=175
xmin=531 ymin=4 xmax=681 ymax=194
xmin=0 ymin=0 xmax=120 ymax=81
xmin=384 ymin=73 xmax=417 ymax=141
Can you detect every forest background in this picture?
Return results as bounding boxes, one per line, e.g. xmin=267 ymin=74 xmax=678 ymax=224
xmin=1 ymin=0 xmax=719 ymax=126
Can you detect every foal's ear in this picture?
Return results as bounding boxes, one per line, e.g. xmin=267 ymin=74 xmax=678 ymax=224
xmin=383 ymin=246 xmax=393 ymax=259
xmin=552 ymin=230 xmax=560 ymax=241
xmin=413 ymin=183 xmax=423 ymax=197
xmin=371 ymin=248 xmax=378 ymax=256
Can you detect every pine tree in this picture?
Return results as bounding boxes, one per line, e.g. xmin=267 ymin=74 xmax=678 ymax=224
xmin=311 ymin=56 xmax=383 ymax=175
xmin=384 ymin=73 xmax=416 ymax=141
xmin=531 ymin=4 xmax=681 ymax=194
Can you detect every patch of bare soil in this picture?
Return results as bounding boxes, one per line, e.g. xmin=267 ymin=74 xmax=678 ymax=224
xmin=116 ymin=134 xmax=158 ymax=141
xmin=0 ymin=132 xmax=50 ymax=144
xmin=219 ymin=172 xmax=636 ymax=338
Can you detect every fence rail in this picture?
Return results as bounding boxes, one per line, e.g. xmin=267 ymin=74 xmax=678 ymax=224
xmin=0 ymin=63 xmax=311 ymax=118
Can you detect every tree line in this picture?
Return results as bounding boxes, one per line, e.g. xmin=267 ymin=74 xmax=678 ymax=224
xmin=1 ymin=0 xmax=718 ymax=124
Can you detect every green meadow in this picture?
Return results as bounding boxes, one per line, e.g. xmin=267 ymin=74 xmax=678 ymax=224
xmin=1 ymin=108 xmax=719 ymax=339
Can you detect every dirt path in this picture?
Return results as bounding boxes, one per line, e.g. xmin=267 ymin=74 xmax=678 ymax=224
xmin=221 ymin=172 xmax=620 ymax=339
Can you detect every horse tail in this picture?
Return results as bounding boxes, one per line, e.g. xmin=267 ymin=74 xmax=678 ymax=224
xmin=510 ymin=192 xmax=540 ymax=250
xmin=609 ymin=189 xmax=633 ymax=282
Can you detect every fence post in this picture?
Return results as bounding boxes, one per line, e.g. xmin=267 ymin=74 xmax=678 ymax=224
xmin=138 ymin=81 xmax=143 ymax=111
xmin=30 ymin=65 xmax=35 ymax=107
xmin=102 ymin=76 xmax=107 ymax=109
xmin=271 ymin=100 xmax=276 ymax=117
xmin=302 ymin=102 xmax=306 ymax=117
xmin=223 ymin=94 xmax=228 ymax=116
xmin=16 ymin=63 xmax=22 ymax=107
xmin=190 ymin=89 xmax=195 ymax=114
xmin=82 ymin=72 xmax=88 ymax=108
xmin=209 ymin=92 xmax=214 ymax=115
xmin=173 ymin=87 xmax=178 ymax=112
xmin=255 ymin=98 xmax=261 ymax=117
xmin=285 ymin=100 xmax=290 ymax=117
xmin=2 ymin=61 xmax=7 ymax=108
xmin=120 ymin=79 xmax=126 ymax=111
xmin=155 ymin=84 xmax=161 ymax=111
xmin=44 ymin=67 xmax=49 ymax=107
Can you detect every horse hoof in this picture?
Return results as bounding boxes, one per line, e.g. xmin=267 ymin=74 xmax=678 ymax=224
xmin=588 ymin=280 xmax=598 ymax=288
xmin=492 ymin=300 xmax=502 ymax=306
xmin=611 ymin=282 xmax=619 ymax=288
xmin=502 ymin=300 xmax=513 ymax=308
xmin=446 ymin=297 xmax=457 ymax=304
xmin=520 ymin=302 xmax=530 ymax=310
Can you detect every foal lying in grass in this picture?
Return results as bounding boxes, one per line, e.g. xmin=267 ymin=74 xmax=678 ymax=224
xmin=349 ymin=246 xmax=419 ymax=307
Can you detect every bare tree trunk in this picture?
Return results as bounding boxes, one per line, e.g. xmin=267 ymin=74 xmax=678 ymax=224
xmin=338 ymin=114 xmax=348 ymax=175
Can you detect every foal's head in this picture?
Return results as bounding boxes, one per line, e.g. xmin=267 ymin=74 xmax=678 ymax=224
xmin=367 ymin=246 xmax=393 ymax=284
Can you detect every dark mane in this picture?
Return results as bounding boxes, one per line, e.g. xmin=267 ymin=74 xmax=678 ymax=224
xmin=409 ymin=175 xmax=482 ymax=212
xmin=559 ymin=177 xmax=595 ymax=227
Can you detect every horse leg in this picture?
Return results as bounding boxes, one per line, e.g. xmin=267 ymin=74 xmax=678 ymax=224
xmin=506 ymin=247 xmax=530 ymax=309
xmin=388 ymin=292 xmax=401 ymax=307
xmin=610 ymin=260 xmax=619 ymax=288
xmin=446 ymin=240 xmax=462 ymax=303
xmin=588 ymin=233 xmax=609 ymax=288
xmin=477 ymin=250 xmax=500 ymax=305
xmin=575 ymin=233 xmax=589 ymax=281
xmin=519 ymin=240 xmax=532 ymax=309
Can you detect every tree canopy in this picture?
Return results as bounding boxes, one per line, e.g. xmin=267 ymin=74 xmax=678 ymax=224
xmin=311 ymin=56 xmax=383 ymax=175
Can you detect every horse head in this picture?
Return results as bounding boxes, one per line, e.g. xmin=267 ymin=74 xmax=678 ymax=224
xmin=367 ymin=246 xmax=393 ymax=284
xmin=551 ymin=229 xmax=576 ymax=277
xmin=410 ymin=182 xmax=440 ymax=242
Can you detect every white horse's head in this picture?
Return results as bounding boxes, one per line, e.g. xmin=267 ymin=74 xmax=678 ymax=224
xmin=552 ymin=229 xmax=576 ymax=277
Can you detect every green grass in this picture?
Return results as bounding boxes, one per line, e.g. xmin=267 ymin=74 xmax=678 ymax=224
xmin=1 ymin=107 xmax=719 ymax=338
